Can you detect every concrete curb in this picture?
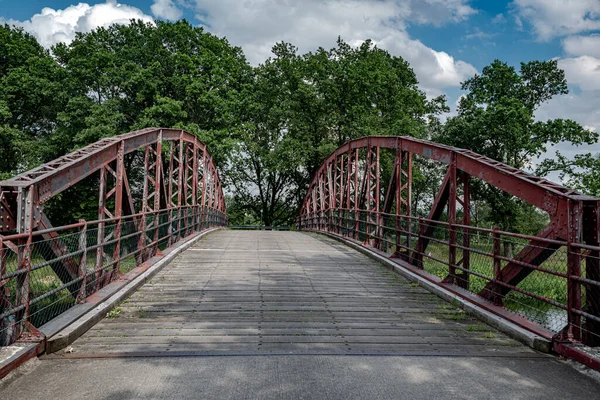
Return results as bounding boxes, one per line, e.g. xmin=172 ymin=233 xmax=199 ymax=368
xmin=45 ymin=228 xmax=220 ymax=354
xmin=311 ymin=230 xmax=552 ymax=353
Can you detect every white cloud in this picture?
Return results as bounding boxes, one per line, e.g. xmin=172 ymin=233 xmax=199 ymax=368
xmin=558 ymin=56 xmax=600 ymax=91
xmin=512 ymin=0 xmax=600 ymax=41
xmin=537 ymin=91 xmax=600 ymax=137
xmin=401 ymin=0 xmax=477 ymax=26
xmin=534 ymin=90 xmax=600 ymax=175
xmin=532 ymin=54 xmax=600 ymax=172
xmin=492 ymin=13 xmax=506 ymax=24
xmin=562 ymin=34 xmax=600 ymax=58
xmin=1 ymin=1 xmax=154 ymax=48
xmin=151 ymin=0 xmax=183 ymax=21
xmin=192 ymin=0 xmax=478 ymax=91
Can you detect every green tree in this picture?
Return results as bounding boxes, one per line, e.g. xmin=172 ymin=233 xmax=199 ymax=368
xmin=537 ymin=152 xmax=600 ymax=197
xmin=437 ymin=59 xmax=597 ymax=232
xmin=52 ymin=19 xmax=251 ymax=167
xmin=228 ymin=39 xmax=443 ymax=225
xmin=0 ymin=25 xmax=69 ymax=174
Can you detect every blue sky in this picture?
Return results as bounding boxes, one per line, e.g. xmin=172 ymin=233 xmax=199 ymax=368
xmin=1 ymin=0 xmax=599 ymax=163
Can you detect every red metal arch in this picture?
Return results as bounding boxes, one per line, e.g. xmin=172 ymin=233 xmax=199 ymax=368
xmin=298 ymin=136 xmax=600 ymax=347
xmin=0 ymin=128 xmax=226 ymax=344
xmin=1 ymin=127 xmax=225 ymax=232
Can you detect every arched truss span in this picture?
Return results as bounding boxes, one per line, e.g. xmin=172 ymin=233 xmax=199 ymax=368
xmin=298 ymin=136 xmax=600 ymax=346
xmin=0 ymin=128 xmax=226 ymax=344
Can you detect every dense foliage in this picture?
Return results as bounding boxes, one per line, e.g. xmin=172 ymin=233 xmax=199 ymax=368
xmin=0 ymin=21 xmax=597 ymax=230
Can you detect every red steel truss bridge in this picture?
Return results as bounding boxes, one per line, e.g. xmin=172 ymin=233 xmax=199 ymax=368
xmin=0 ymin=128 xmax=226 ymax=345
xmin=0 ymin=130 xmax=599 ymax=376
xmin=298 ymin=136 xmax=600 ymax=366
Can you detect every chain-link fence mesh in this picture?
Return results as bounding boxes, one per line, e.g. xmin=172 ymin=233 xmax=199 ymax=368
xmin=298 ymin=210 xmax=600 ymax=346
xmin=0 ymin=206 xmax=226 ymax=346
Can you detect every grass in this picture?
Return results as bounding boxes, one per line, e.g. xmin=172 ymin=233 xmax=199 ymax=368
xmin=439 ymin=313 xmax=468 ymax=321
xmin=416 ymin=240 xmax=569 ymax=328
xmin=465 ymin=324 xmax=490 ymax=332
xmin=2 ymin=243 xmax=146 ymax=329
xmin=106 ymin=308 xmax=123 ymax=318
xmin=373 ymin=236 xmax=570 ymax=332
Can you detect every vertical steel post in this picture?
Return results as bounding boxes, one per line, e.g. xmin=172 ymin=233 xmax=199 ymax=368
xmin=364 ymin=144 xmax=372 ymax=244
xmin=447 ymin=153 xmax=458 ymax=284
xmin=192 ymin=142 xmax=198 ymax=232
xmin=354 ymin=149 xmax=359 ymax=240
xmin=492 ymin=228 xmax=503 ymax=306
xmin=0 ymin=236 xmax=5 ymax=285
xmin=111 ymin=141 xmax=125 ymax=279
xmin=76 ymin=220 xmax=87 ymax=303
xmin=95 ymin=167 xmax=106 ymax=290
xmin=566 ymin=199 xmax=583 ymax=341
xmin=345 ymin=150 xmax=352 ymax=236
xmin=138 ymin=146 xmax=150 ymax=263
xmin=405 ymin=152 xmax=413 ymax=251
xmin=415 ymin=216 xmax=424 ymax=268
xmin=374 ymin=146 xmax=381 ymax=248
xmin=202 ymin=148 xmax=207 ymax=230
xmin=177 ymin=138 xmax=187 ymax=240
xmin=459 ymin=174 xmax=471 ymax=290
xmin=583 ymin=200 xmax=600 ymax=346
xmin=153 ymin=133 xmax=163 ymax=253
xmin=14 ymin=185 xmax=34 ymax=339
xmin=167 ymin=142 xmax=175 ymax=247
xmin=394 ymin=146 xmax=402 ymax=255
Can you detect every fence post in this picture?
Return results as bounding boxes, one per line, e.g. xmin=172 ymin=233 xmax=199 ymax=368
xmin=414 ymin=216 xmax=424 ymax=269
xmin=565 ymin=199 xmax=582 ymax=341
xmin=77 ymin=220 xmax=87 ymax=303
xmin=14 ymin=185 xmax=35 ymax=340
xmin=492 ymin=228 xmax=503 ymax=306
xmin=448 ymin=219 xmax=457 ymax=285
xmin=15 ymin=233 xmax=32 ymax=341
xmin=137 ymin=212 xmax=147 ymax=265
xmin=0 ymin=236 xmax=10 ymax=346
xmin=583 ymin=200 xmax=600 ymax=346
xmin=111 ymin=141 xmax=125 ymax=280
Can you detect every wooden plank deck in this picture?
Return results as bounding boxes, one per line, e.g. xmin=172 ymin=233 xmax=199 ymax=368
xmin=64 ymin=230 xmax=541 ymax=357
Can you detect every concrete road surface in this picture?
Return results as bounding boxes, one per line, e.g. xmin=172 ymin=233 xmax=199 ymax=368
xmin=1 ymin=355 xmax=599 ymax=399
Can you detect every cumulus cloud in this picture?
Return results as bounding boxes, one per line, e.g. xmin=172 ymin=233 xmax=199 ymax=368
xmin=512 ymin=0 xmax=600 ymax=41
xmin=534 ymin=90 xmax=600 ymax=174
xmin=192 ymin=0 xmax=478 ymax=91
xmin=401 ymin=0 xmax=477 ymax=26
xmin=562 ymin=34 xmax=600 ymax=58
xmin=151 ymin=0 xmax=183 ymax=21
xmin=1 ymin=0 xmax=154 ymax=48
xmin=558 ymin=56 xmax=600 ymax=91
xmin=533 ymin=58 xmax=600 ymax=171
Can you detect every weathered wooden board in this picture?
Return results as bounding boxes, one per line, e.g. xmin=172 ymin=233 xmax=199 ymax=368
xmin=66 ymin=231 xmax=537 ymax=357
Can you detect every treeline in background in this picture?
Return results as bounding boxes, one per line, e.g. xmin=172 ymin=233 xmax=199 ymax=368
xmin=1 ymin=20 xmax=598 ymax=232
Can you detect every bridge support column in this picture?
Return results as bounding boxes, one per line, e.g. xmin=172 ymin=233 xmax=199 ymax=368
xmin=555 ymin=199 xmax=584 ymax=343
xmin=13 ymin=185 xmax=35 ymax=341
xmin=583 ymin=200 xmax=600 ymax=346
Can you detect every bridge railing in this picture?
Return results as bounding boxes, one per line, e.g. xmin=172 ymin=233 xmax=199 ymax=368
xmin=299 ymin=208 xmax=600 ymax=347
xmin=0 ymin=205 xmax=226 ymax=345
xmin=297 ymin=136 xmax=600 ymax=351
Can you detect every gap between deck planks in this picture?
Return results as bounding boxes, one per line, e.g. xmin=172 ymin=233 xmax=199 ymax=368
xmin=56 ymin=231 xmax=542 ymax=358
